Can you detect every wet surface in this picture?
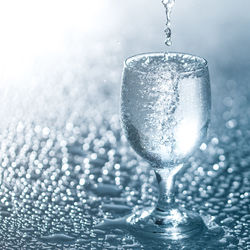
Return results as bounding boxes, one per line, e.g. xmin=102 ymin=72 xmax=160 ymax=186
xmin=0 ymin=73 xmax=250 ymax=249
xmin=0 ymin=1 xmax=250 ymax=249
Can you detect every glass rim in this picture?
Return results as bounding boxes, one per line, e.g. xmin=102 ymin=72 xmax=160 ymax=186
xmin=124 ymin=52 xmax=208 ymax=75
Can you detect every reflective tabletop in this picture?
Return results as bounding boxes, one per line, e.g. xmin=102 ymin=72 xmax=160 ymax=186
xmin=0 ymin=1 xmax=249 ymax=249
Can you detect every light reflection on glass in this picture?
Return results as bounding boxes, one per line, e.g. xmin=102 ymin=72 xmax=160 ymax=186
xmin=175 ymin=119 xmax=199 ymax=156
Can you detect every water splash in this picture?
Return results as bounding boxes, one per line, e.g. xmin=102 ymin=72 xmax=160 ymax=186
xmin=162 ymin=0 xmax=175 ymax=46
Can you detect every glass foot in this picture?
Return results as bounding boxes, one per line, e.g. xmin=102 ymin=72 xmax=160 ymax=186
xmin=126 ymin=207 xmax=206 ymax=240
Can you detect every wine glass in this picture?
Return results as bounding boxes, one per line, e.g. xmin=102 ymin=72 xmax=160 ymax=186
xmin=120 ymin=52 xmax=211 ymax=239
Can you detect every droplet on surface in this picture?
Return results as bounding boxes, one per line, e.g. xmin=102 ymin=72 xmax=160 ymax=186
xmin=40 ymin=234 xmax=75 ymax=243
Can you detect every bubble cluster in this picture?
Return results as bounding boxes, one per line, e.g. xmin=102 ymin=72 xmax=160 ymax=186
xmin=126 ymin=52 xmax=207 ymax=75
xmin=122 ymin=53 xmax=210 ymax=167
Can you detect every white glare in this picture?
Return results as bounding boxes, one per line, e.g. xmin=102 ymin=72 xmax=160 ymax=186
xmin=0 ymin=0 xmax=105 ymax=87
xmin=175 ymin=119 xmax=199 ymax=156
xmin=170 ymin=209 xmax=183 ymax=224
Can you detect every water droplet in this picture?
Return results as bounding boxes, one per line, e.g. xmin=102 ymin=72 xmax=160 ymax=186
xmin=40 ymin=233 xmax=75 ymax=243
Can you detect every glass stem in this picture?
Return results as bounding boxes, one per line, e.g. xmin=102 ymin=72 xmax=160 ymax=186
xmin=154 ymin=164 xmax=183 ymax=212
